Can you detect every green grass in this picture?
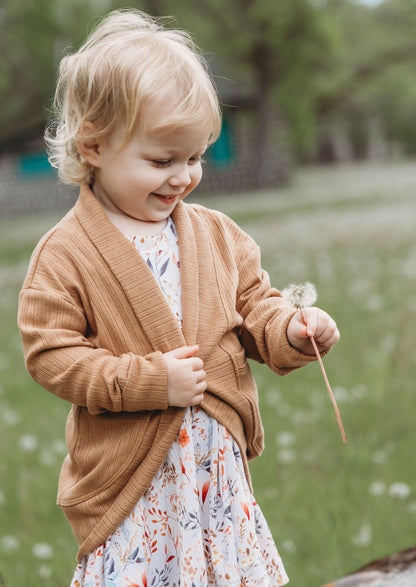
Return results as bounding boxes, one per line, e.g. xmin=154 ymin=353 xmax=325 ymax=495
xmin=1 ymin=160 xmax=416 ymax=585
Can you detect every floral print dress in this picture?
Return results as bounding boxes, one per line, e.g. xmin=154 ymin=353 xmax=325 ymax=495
xmin=71 ymin=217 xmax=289 ymax=587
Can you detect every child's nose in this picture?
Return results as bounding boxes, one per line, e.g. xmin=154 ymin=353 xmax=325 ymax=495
xmin=168 ymin=165 xmax=191 ymax=188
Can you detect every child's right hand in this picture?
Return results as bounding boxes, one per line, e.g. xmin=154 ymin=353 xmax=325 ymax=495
xmin=163 ymin=345 xmax=207 ymax=407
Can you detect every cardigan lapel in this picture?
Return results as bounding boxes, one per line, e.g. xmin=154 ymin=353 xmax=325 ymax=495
xmin=171 ymin=202 xmax=199 ymax=347
xmin=74 ymin=186 xmax=187 ymax=353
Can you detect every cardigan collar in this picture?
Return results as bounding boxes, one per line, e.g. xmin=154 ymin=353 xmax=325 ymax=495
xmin=74 ymin=185 xmax=199 ymax=351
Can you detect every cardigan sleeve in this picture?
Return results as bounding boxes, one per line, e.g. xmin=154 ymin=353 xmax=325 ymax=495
xmin=232 ymin=224 xmax=319 ymax=374
xmin=18 ymin=243 xmax=169 ymax=416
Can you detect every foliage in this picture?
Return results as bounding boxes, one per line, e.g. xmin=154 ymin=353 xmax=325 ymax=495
xmin=146 ymin=0 xmax=340 ymax=160
xmin=2 ymin=0 xmax=416 ymax=160
xmin=0 ymin=0 xmax=111 ymax=151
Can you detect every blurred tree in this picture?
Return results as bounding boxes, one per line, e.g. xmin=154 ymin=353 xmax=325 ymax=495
xmin=0 ymin=0 xmax=57 ymax=150
xmin=3 ymin=0 xmax=416 ymax=164
xmin=315 ymin=0 xmax=416 ymax=159
xmin=0 ymin=0 xmax=111 ymax=152
xmin=144 ymin=0 xmax=339 ymax=179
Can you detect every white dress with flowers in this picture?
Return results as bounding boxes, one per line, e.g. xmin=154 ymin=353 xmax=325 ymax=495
xmin=71 ymin=217 xmax=289 ymax=587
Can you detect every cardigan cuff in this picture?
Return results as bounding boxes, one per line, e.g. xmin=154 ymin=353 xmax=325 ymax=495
xmin=120 ymin=351 xmax=169 ymax=411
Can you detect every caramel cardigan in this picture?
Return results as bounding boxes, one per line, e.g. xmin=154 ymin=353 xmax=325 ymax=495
xmin=18 ymin=185 xmax=317 ymax=560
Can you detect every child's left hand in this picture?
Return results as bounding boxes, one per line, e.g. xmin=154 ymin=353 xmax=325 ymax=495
xmin=287 ymin=307 xmax=340 ymax=355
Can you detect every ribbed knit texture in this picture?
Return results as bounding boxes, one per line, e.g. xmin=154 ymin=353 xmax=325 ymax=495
xmin=18 ymin=185 xmax=318 ymax=560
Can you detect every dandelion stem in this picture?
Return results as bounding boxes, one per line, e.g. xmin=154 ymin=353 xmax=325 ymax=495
xmin=302 ymin=309 xmax=347 ymax=444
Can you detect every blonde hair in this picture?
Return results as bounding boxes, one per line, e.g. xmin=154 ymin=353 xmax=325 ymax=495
xmin=46 ymin=9 xmax=222 ymax=185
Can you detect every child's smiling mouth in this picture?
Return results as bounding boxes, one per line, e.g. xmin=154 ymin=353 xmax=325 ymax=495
xmin=152 ymin=193 xmax=179 ymax=204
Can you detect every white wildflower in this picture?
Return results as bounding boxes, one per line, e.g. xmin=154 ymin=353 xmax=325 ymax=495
xmin=1 ymin=535 xmax=20 ymax=552
xmin=18 ymin=434 xmax=38 ymax=452
xmin=369 ymin=481 xmax=386 ymax=497
xmin=39 ymin=449 xmax=56 ymax=467
xmin=281 ymin=282 xmax=317 ymax=309
xmin=37 ymin=564 xmax=52 ymax=580
xmin=277 ymin=448 xmax=296 ymax=464
xmin=275 ymin=431 xmax=295 ymax=447
xmin=351 ymin=384 xmax=369 ymax=400
xmin=32 ymin=542 xmax=53 ymax=560
xmin=352 ymin=524 xmax=372 ymax=547
xmin=333 ymin=386 xmax=349 ymax=403
xmin=372 ymin=450 xmax=390 ymax=464
xmin=265 ymin=388 xmax=282 ymax=407
xmin=51 ymin=438 xmax=67 ymax=454
xmin=281 ymin=539 xmax=296 ymax=553
xmin=388 ymin=482 xmax=411 ymax=499
xmin=2 ymin=406 xmax=20 ymax=426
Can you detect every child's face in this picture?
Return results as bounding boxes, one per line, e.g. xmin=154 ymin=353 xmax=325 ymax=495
xmin=90 ymin=121 xmax=208 ymax=228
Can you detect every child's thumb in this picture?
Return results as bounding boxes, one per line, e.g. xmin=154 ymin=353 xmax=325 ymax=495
xmin=169 ymin=345 xmax=200 ymax=359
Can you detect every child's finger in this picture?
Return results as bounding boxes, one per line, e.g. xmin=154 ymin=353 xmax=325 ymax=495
xmin=195 ymin=369 xmax=206 ymax=382
xmin=301 ymin=307 xmax=318 ymax=338
xmin=166 ymin=345 xmax=199 ymax=360
xmin=316 ymin=322 xmax=340 ymax=347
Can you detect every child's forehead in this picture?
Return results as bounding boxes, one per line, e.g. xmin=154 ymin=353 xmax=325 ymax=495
xmin=146 ymin=126 xmax=208 ymax=149
xmin=139 ymin=104 xmax=213 ymax=145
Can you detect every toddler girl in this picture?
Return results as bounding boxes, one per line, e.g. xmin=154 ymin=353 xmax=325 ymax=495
xmin=18 ymin=9 xmax=339 ymax=586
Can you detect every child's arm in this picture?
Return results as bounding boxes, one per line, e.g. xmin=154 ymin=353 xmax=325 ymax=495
xmin=18 ymin=284 xmax=170 ymax=415
xmin=230 ymin=224 xmax=338 ymax=373
xmin=287 ymin=307 xmax=340 ymax=355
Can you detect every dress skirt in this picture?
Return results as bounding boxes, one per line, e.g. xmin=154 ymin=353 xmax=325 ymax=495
xmin=71 ymin=406 xmax=289 ymax=586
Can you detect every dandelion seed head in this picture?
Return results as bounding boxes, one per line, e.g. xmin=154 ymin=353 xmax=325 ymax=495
xmin=39 ymin=449 xmax=56 ymax=467
xmin=281 ymin=282 xmax=317 ymax=309
xmin=37 ymin=564 xmax=52 ymax=580
xmin=352 ymin=524 xmax=372 ymax=547
xmin=369 ymin=481 xmax=386 ymax=496
xmin=18 ymin=434 xmax=38 ymax=453
xmin=1 ymin=535 xmax=20 ymax=552
xmin=281 ymin=539 xmax=296 ymax=553
xmin=2 ymin=406 xmax=20 ymax=426
xmin=388 ymin=482 xmax=411 ymax=499
xmin=275 ymin=431 xmax=296 ymax=447
xmin=277 ymin=448 xmax=296 ymax=464
xmin=32 ymin=542 xmax=53 ymax=560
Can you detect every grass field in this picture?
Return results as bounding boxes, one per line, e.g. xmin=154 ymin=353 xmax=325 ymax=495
xmin=1 ymin=161 xmax=416 ymax=585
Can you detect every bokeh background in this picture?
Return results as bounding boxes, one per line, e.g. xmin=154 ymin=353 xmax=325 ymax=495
xmin=1 ymin=0 xmax=416 ymax=585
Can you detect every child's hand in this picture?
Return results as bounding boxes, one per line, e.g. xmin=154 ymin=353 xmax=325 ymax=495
xmin=163 ymin=345 xmax=207 ymax=407
xmin=287 ymin=307 xmax=340 ymax=355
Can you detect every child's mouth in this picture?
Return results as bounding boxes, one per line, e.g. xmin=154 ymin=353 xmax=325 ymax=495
xmin=153 ymin=193 xmax=178 ymax=204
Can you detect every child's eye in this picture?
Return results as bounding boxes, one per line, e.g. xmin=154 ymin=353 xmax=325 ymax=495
xmin=189 ymin=155 xmax=204 ymax=165
xmin=152 ymin=160 xmax=171 ymax=168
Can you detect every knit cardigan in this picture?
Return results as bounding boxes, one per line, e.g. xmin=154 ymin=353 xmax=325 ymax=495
xmin=18 ymin=185 xmax=317 ymax=560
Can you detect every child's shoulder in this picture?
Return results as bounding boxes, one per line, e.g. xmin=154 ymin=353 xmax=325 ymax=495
xmin=183 ymin=201 xmax=243 ymax=234
xmin=30 ymin=208 xmax=78 ymax=257
xmin=23 ymin=208 xmax=83 ymax=282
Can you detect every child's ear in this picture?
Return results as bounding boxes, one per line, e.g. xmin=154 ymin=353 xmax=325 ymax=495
xmin=76 ymin=122 xmax=102 ymax=168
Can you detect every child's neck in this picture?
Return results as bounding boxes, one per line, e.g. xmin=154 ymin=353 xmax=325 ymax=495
xmin=93 ymin=186 xmax=168 ymax=237
xmin=105 ymin=208 xmax=168 ymax=238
